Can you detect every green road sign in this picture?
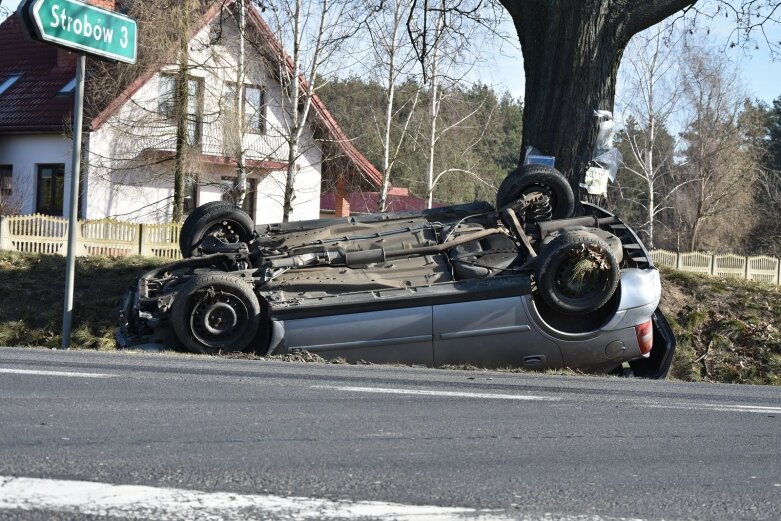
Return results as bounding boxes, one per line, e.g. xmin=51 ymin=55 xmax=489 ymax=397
xmin=23 ymin=0 xmax=137 ymax=63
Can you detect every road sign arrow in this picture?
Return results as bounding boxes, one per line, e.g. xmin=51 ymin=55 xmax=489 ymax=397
xmin=21 ymin=0 xmax=137 ymax=63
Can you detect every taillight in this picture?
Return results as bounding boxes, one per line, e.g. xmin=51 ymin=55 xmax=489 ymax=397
xmin=635 ymin=319 xmax=653 ymax=357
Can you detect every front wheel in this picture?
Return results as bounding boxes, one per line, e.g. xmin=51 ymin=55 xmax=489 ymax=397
xmin=171 ymin=273 xmax=262 ymax=354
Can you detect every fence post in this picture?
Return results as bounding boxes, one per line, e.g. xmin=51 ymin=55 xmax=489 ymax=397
xmin=74 ymin=219 xmax=88 ymax=256
xmin=0 ymin=215 xmax=9 ymax=251
xmin=137 ymin=223 xmax=144 ymax=256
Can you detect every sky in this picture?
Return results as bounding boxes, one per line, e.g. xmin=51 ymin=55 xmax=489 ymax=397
xmin=1 ymin=0 xmax=779 ymax=105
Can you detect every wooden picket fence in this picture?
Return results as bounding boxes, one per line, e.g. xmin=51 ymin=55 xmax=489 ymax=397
xmin=2 ymin=215 xmax=781 ymax=284
xmin=0 ymin=214 xmax=181 ymax=260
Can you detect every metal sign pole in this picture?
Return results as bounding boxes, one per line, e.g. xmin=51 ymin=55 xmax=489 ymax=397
xmin=61 ymin=53 xmax=86 ymax=349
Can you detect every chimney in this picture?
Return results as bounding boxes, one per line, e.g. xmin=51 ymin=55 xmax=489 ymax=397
xmin=334 ymin=178 xmax=351 ymax=217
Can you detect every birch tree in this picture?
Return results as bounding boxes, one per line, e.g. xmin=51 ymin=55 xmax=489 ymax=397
xmin=364 ymin=0 xmax=420 ymax=211
xmin=615 ymin=24 xmax=689 ymax=248
xmin=261 ymin=0 xmax=366 ymax=221
xmin=408 ymin=0 xmax=496 ymax=208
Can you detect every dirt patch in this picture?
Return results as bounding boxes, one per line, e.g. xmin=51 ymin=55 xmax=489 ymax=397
xmin=659 ymin=277 xmax=690 ymax=318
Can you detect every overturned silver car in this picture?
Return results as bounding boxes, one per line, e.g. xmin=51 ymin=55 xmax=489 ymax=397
xmin=118 ymin=165 xmax=675 ymax=378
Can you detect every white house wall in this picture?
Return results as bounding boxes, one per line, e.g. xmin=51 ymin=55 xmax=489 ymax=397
xmin=0 ymin=134 xmax=73 ymax=216
xmin=86 ymin=13 xmax=323 ymax=224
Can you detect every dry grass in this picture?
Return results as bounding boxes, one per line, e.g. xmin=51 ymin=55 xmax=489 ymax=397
xmin=659 ymin=267 xmax=781 ymax=385
xmin=0 ymin=251 xmax=166 ymax=349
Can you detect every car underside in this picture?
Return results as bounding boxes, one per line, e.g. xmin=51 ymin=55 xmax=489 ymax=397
xmin=118 ymin=165 xmax=676 ymax=378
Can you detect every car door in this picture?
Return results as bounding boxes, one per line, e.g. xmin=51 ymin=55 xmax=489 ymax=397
xmin=282 ymin=306 xmax=434 ymax=365
xmin=432 ymin=297 xmax=564 ymax=369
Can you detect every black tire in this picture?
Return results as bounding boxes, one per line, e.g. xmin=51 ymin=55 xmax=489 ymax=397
xmin=496 ymin=164 xmax=575 ymax=220
xmin=179 ymin=203 xmax=254 ymax=258
xmin=171 ymin=273 xmax=262 ymax=354
xmin=179 ymin=201 xmax=233 ymax=257
xmin=534 ymin=230 xmax=619 ymax=314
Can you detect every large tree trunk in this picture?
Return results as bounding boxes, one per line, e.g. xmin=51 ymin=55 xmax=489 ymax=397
xmin=498 ymin=0 xmax=696 ymax=197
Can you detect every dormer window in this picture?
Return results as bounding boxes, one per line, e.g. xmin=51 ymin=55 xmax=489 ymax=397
xmin=58 ymin=77 xmax=77 ymax=94
xmin=0 ymin=74 xmax=21 ymax=96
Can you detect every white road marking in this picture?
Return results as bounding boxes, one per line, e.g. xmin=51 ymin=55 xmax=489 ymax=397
xmin=0 ymin=476 xmax=519 ymax=520
xmin=313 ymin=385 xmax=779 ymax=412
xmin=312 ymin=385 xmax=560 ymax=401
xmin=0 ymin=368 xmax=115 ymax=378
xmin=645 ymin=402 xmax=781 ymax=415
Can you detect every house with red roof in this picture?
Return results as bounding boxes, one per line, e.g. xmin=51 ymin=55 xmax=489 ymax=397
xmin=0 ymin=0 xmax=381 ymax=222
xmin=319 ymin=187 xmax=441 ymax=218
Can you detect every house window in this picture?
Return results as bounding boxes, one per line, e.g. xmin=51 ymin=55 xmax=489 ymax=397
xmin=158 ymin=74 xmax=176 ymax=117
xmin=244 ymin=85 xmax=266 ymax=133
xmin=223 ymin=83 xmax=266 ymax=133
xmin=36 ymin=164 xmax=65 ymax=216
xmin=0 ymin=74 xmax=20 ymax=96
xmin=0 ymin=165 xmax=11 ymax=197
xmin=159 ymin=74 xmax=203 ymax=146
xmin=58 ymin=77 xmax=77 ymax=94
xmin=220 ymin=176 xmax=256 ymax=219
xmin=185 ymin=77 xmax=204 ymax=146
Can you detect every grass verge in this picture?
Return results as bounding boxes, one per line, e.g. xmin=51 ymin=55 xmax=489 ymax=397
xmin=0 ymin=251 xmax=166 ymax=350
xmin=1 ymin=252 xmax=779 ymax=384
xmin=659 ymin=266 xmax=781 ymax=385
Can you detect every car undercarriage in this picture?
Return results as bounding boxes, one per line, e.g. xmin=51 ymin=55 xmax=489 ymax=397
xmin=118 ymin=165 xmax=676 ymax=378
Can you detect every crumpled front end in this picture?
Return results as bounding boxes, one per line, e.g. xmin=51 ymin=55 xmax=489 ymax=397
xmin=116 ymin=276 xmax=177 ymax=349
xmin=117 ymin=253 xmax=247 ymax=349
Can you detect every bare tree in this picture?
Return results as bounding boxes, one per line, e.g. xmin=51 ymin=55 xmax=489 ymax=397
xmin=0 ymin=167 xmax=29 ymax=216
xmin=674 ymin=36 xmax=760 ymax=252
xmin=615 ymin=23 xmax=691 ymax=248
xmin=0 ymin=1 xmax=11 ymax=21
xmin=81 ymin=0 xmax=298 ymax=223
xmin=261 ymin=0 xmax=367 ymax=221
xmin=171 ymin=0 xmax=199 ymax=222
xmin=364 ymin=0 xmax=421 ymax=211
xmin=84 ymin=0 xmax=225 ymax=223
xmin=408 ymin=0 xmax=497 ymax=208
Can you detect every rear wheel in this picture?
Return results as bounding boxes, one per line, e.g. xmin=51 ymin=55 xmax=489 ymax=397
xmin=171 ymin=273 xmax=261 ymax=354
xmin=179 ymin=203 xmax=254 ymax=258
xmin=534 ymin=230 xmax=619 ymax=314
xmin=496 ymin=164 xmax=575 ymax=220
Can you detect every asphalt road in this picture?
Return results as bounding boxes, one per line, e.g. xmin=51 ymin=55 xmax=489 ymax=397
xmin=0 ymin=347 xmax=779 ymax=520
